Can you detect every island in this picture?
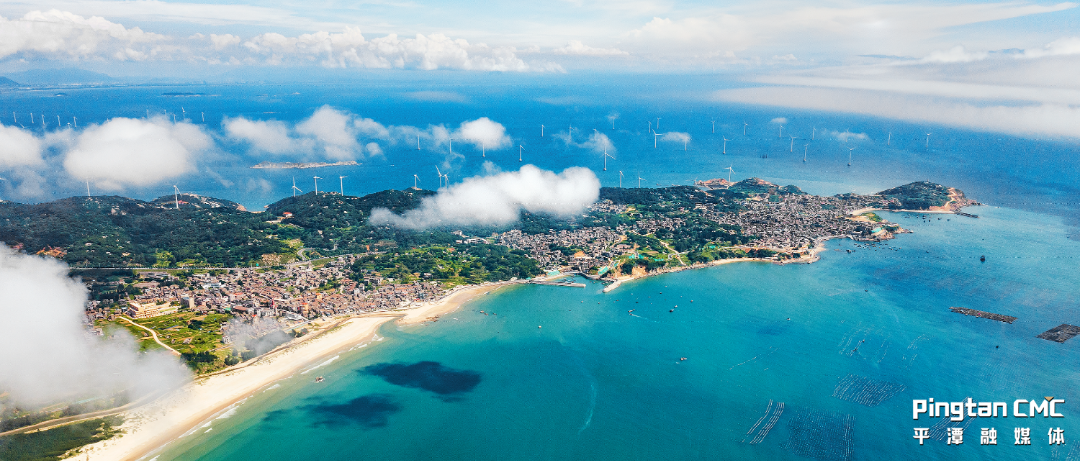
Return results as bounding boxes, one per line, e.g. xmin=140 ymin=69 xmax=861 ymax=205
xmin=250 ymin=161 xmax=360 ymax=169
xmin=0 ymin=179 xmax=980 ymax=459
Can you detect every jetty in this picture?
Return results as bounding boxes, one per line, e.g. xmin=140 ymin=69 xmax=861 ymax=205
xmin=949 ymin=307 xmax=1017 ymax=324
xmin=529 ymin=280 xmax=586 ymax=288
xmin=955 ymin=211 xmax=979 ymax=218
xmin=1037 ymin=324 xmax=1080 ymax=343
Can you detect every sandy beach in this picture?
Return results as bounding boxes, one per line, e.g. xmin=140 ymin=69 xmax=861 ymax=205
xmin=66 ymin=283 xmax=514 ymax=461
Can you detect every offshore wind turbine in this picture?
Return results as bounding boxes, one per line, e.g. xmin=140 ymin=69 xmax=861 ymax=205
xmin=519 ymin=145 xmax=524 ymax=162
xmin=568 ymin=125 xmax=573 ymax=143
xmin=812 ymin=127 xmax=816 ymax=140
xmin=848 ymin=147 xmax=855 ymax=166
xmin=887 ymin=131 xmax=891 ymax=146
xmin=655 ymin=117 xmax=660 ymax=130
xmin=789 ymin=135 xmax=797 ymax=152
xmin=803 ymin=144 xmax=809 ymax=162
xmin=683 ymin=136 xmax=689 ymax=151
xmin=725 ymin=165 xmax=735 ymax=182
xmin=449 ymin=138 xmax=453 ymax=154
xmin=743 ymin=121 xmax=748 ymax=135
xmin=603 ymin=151 xmax=615 ymax=171
xmin=648 ymin=121 xmax=652 ymax=134
xmin=541 ymin=124 xmax=544 ymax=137
xmin=482 ymin=141 xmax=485 ymax=157
xmin=722 ymin=137 xmax=729 ymax=154
xmin=202 ymin=112 xmax=205 ymax=123
xmin=653 ymin=132 xmax=662 ymax=148
xmin=339 ymin=176 xmax=347 ymax=195
xmin=12 ymin=112 xmax=15 ymax=124
xmin=173 ymin=185 xmax=180 ymax=209
xmin=57 ymin=115 xmax=60 ymax=127
xmin=73 ymin=116 xmax=76 ymax=128
xmin=313 ymin=176 xmax=321 ymax=195
xmin=86 ymin=180 xmax=90 ymax=198
xmin=711 ymin=120 xmax=715 ymax=133
xmin=925 ymin=132 xmax=932 ymax=148
xmin=417 ymin=134 xmax=421 ymax=150
xmin=778 ymin=125 xmax=783 ymax=138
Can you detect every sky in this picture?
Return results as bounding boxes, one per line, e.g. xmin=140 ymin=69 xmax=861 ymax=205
xmin=1 ymin=1 xmax=1079 ymax=138
xmin=1 ymin=1 xmax=1080 ymax=206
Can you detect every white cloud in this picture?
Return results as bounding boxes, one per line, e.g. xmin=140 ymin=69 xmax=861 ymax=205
xmin=823 ymin=130 xmax=870 ymax=142
xmin=296 ymin=106 xmax=360 ymax=160
xmin=0 ymin=125 xmax=43 ymax=168
xmin=63 ymin=117 xmax=210 ymax=190
xmin=1022 ymin=36 xmax=1080 ymax=58
xmin=715 ymin=86 xmax=1080 ymax=139
xmin=209 ymin=33 xmax=241 ymax=50
xmin=770 ymin=117 xmax=787 ymax=124
xmin=222 ymin=117 xmax=302 ymax=155
xmin=580 ymin=131 xmax=616 ymax=155
xmin=369 ymin=165 xmax=600 ymax=229
xmin=921 ymin=45 xmax=987 ymax=63
xmin=553 ymin=40 xmax=629 ymax=56
xmin=365 ymin=142 xmax=383 ymax=156
xmin=453 ymin=117 xmax=511 ymax=151
xmin=0 ymin=245 xmax=189 ymax=412
xmin=0 ymin=9 xmax=164 ymax=61
xmin=242 ymin=27 xmax=548 ymax=72
xmin=659 ymin=132 xmax=691 ymax=147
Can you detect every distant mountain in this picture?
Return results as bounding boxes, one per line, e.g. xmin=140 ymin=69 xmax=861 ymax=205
xmin=4 ymin=68 xmax=117 ymax=85
xmin=0 ymin=77 xmax=19 ymax=87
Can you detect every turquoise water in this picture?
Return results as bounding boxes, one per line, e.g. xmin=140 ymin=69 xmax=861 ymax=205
xmin=152 ymin=206 xmax=1080 ymax=460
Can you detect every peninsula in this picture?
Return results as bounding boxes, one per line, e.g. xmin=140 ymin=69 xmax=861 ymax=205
xmin=250 ymin=161 xmax=360 ymax=169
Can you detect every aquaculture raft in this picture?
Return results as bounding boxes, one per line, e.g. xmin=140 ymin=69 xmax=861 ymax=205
xmin=1036 ymin=324 xmax=1080 ymax=343
xmin=949 ymin=307 xmax=1017 ymax=324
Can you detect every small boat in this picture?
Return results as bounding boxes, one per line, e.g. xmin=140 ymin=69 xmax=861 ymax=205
xmin=980 ymin=255 xmax=986 ymax=262
xmin=315 ymin=376 xmax=324 ymax=383
xmin=680 ymin=357 xmax=687 ymax=361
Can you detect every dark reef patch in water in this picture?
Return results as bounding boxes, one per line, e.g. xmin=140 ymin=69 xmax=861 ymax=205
xmin=362 ymin=361 xmax=481 ymax=399
xmin=303 ymin=394 xmax=401 ymax=428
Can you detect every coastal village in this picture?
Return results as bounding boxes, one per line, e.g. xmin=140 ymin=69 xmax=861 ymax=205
xmin=76 ymin=178 xmax=974 ymax=358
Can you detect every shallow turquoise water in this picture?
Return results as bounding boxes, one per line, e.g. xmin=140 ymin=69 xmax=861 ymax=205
xmin=153 ymin=206 xmax=1080 ymax=460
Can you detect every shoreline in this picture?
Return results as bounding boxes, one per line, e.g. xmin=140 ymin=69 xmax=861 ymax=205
xmin=66 ymin=283 xmax=514 ymax=461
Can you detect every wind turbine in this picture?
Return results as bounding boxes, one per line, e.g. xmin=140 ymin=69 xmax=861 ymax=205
xmin=313 ymin=176 xmax=321 ymax=195
xmin=519 ymin=145 xmax=524 ymax=162
xmin=648 ymin=121 xmax=652 ymax=133
xmin=619 ymin=171 xmax=624 ymax=188
xmin=743 ymin=121 xmax=748 ymax=135
xmin=202 ymin=112 xmax=205 ymax=123
xmin=541 ymin=124 xmax=544 ymax=137
xmin=711 ymin=120 xmax=715 ymax=133
xmin=655 ymin=117 xmax=661 ymax=130
xmin=412 ymin=174 xmax=421 ymax=189
xmin=181 ymin=107 xmax=186 ymax=120
xmin=725 ymin=165 xmax=735 ymax=182
xmin=73 ymin=116 xmax=76 ymax=128
xmin=789 ymin=135 xmax=797 ymax=152
xmin=778 ymin=125 xmax=783 ymax=138
xmin=683 ymin=136 xmax=690 ymax=151
xmin=887 ymin=131 xmax=891 ymax=146
xmin=435 ymin=166 xmax=445 ymax=188
xmin=482 ymin=141 xmax=485 ymax=157
xmin=637 ymin=174 xmax=645 ymax=188
xmin=172 ymin=185 xmax=180 ymax=209
xmin=292 ymin=177 xmax=302 ymax=197
xmin=30 ymin=112 xmax=33 ymax=124
xmin=653 ymin=132 xmax=661 ymax=148
xmin=811 ymin=127 xmax=816 ymax=140
xmin=417 ymin=134 xmax=421 ymax=150
xmin=56 ymin=115 xmax=60 ymax=127
xmin=86 ymin=180 xmax=90 ymax=198
xmin=568 ymin=125 xmax=572 ymax=143
xmin=11 ymin=112 xmax=15 ymax=124
xmin=925 ymin=132 xmax=932 ymax=148
xmin=449 ymin=138 xmax=453 ymax=154
xmin=803 ymin=144 xmax=809 ymax=162
xmin=339 ymin=176 xmax=347 ymax=195
xmin=848 ymin=147 xmax=855 ymax=166
xmin=603 ymin=151 xmax=615 ymax=171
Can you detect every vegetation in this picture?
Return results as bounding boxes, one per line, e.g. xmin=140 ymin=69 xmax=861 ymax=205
xmin=0 ymin=416 xmax=124 ymax=461
xmin=878 ymin=181 xmax=951 ymax=210
xmin=350 ymin=243 xmax=542 ymax=287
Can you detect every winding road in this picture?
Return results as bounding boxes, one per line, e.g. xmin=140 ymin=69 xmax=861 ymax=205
xmin=118 ymin=317 xmax=181 ymax=356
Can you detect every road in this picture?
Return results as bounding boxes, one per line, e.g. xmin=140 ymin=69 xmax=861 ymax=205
xmin=118 ymin=317 xmax=181 ymax=356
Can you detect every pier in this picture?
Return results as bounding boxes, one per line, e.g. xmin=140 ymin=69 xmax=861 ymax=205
xmin=949 ymin=307 xmax=1017 ymax=324
xmin=1037 ymin=324 xmax=1080 ymax=343
xmin=528 ymin=280 xmax=587 ymax=288
xmin=955 ymin=211 xmax=979 ymax=218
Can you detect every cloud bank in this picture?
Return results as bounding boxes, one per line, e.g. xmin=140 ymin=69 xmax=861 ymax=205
xmin=0 ymin=245 xmax=189 ymax=412
xmin=369 ymin=165 xmax=600 ymax=229
xmin=63 ymin=117 xmax=211 ymax=190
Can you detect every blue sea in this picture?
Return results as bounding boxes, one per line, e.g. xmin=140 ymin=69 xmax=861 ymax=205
xmin=4 ymin=74 xmax=1080 ymax=459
